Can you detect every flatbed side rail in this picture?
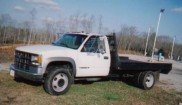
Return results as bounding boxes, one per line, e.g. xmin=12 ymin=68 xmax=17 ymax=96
xmin=118 ymin=62 xmax=172 ymax=74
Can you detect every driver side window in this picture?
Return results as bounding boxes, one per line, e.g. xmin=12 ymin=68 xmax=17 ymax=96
xmin=81 ymin=36 xmax=99 ymax=53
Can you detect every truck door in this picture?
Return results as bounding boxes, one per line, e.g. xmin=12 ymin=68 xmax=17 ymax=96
xmin=77 ymin=36 xmax=110 ymax=77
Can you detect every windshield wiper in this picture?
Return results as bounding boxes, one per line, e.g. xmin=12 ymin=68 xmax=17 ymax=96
xmin=60 ymin=43 xmax=68 ymax=47
xmin=51 ymin=42 xmax=56 ymax=45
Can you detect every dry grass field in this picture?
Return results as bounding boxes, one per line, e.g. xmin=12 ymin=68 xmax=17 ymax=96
xmin=0 ymin=45 xmax=16 ymax=63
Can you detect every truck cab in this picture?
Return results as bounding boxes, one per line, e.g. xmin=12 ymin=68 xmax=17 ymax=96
xmin=10 ymin=33 xmax=112 ymax=95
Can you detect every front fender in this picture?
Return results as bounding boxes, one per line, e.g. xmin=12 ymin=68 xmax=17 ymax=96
xmin=43 ymin=57 xmax=77 ymax=76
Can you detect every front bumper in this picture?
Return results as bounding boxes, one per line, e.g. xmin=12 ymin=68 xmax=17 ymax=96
xmin=9 ymin=64 xmax=43 ymax=81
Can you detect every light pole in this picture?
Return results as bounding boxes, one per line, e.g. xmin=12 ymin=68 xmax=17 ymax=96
xmin=144 ymin=27 xmax=150 ymax=56
xmin=171 ymin=36 xmax=176 ymax=60
xmin=151 ymin=9 xmax=165 ymax=62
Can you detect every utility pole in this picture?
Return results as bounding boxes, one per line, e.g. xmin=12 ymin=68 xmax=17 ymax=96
xmin=144 ymin=27 xmax=150 ymax=56
xmin=171 ymin=36 xmax=176 ymax=60
xmin=151 ymin=9 xmax=165 ymax=62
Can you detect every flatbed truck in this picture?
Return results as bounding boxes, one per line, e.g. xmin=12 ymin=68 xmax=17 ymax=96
xmin=10 ymin=32 xmax=172 ymax=95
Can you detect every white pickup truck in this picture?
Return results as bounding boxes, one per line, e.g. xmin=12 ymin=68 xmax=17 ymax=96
xmin=10 ymin=33 xmax=172 ymax=95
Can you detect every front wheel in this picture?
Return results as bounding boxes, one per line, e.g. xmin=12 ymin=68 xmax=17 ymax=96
xmin=139 ymin=71 xmax=155 ymax=90
xmin=44 ymin=67 xmax=72 ymax=95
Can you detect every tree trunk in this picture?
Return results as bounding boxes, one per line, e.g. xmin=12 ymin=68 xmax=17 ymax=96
xmin=2 ymin=26 xmax=6 ymax=45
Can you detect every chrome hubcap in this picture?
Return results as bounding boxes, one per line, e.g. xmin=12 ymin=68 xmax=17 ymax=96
xmin=52 ymin=73 xmax=68 ymax=92
xmin=145 ymin=74 xmax=154 ymax=88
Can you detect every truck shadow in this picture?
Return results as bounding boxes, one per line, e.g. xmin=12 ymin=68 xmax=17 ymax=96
xmin=109 ymin=77 xmax=141 ymax=89
xmin=117 ymin=77 xmax=141 ymax=89
xmin=74 ymin=80 xmax=95 ymax=85
xmin=14 ymin=77 xmax=141 ymax=89
xmin=74 ymin=77 xmax=141 ymax=89
xmin=14 ymin=78 xmax=42 ymax=86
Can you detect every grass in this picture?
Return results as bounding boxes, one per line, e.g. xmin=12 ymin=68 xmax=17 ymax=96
xmin=0 ymin=70 xmax=182 ymax=105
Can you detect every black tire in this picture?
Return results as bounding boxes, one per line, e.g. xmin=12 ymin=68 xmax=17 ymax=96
xmin=13 ymin=73 xmax=22 ymax=82
xmin=44 ymin=66 xmax=72 ymax=95
xmin=139 ymin=71 xmax=155 ymax=90
xmin=14 ymin=75 xmax=22 ymax=82
xmin=153 ymin=71 xmax=160 ymax=82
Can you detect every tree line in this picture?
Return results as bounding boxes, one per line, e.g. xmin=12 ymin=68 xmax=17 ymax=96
xmin=117 ymin=25 xmax=182 ymax=60
xmin=0 ymin=11 xmax=181 ymax=60
xmin=0 ymin=10 xmax=106 ymax=45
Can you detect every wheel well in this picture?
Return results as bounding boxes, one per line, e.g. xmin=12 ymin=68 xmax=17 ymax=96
xmin=45 ymin=61 xmax=74 ymax=76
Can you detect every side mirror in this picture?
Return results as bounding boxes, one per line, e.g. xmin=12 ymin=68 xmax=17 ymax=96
xmin=99 ymin=49 xmax=106 ymax=54
xmin=98 ymin=36 xmax=106 ymax=54
xmin=110 ymin=41 xmax=115 ymax=46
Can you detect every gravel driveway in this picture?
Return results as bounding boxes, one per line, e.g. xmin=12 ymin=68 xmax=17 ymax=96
xmin=0 ymin=62 xmax=12 ymax=71
xmin=159 ymin=61 xmax=182 ymax=92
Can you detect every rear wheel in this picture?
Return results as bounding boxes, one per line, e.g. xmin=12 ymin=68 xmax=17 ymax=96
xmin=44 ymin=66 xmax=72 ymax=95
xmin=139 ymin=71 xmax=155 ymax=90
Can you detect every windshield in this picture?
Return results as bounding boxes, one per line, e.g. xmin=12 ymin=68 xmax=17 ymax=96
xmin=52 ymin=34 xmax=87 ymax=49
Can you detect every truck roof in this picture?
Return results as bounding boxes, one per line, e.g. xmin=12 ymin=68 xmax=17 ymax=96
xmin=66 ymin=32 xmax=103 ymax=36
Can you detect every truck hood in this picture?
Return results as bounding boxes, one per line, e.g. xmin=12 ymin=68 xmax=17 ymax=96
xmin=16 ymin=45 xmax=74 ymax=54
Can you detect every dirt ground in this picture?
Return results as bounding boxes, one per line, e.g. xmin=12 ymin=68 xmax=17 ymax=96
xmin=0 ymin=54 xmax=182 ymax=92
xmin=159 ymin=61 xmax=182 ymax=92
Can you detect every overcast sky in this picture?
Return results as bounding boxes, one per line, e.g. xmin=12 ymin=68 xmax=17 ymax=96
xmin=0 ymin=0 xmax=182 ymax=43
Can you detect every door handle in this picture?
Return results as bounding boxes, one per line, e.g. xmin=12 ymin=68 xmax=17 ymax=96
xmin=104 ymin=56 xmax=108 ymax=59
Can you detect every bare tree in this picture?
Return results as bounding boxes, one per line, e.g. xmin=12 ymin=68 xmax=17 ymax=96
xmin=15 ymin=23 xmax=22 ymax=43
xmin=98 ymin=15 xmax=103 ymax=34
xmin=87 ymin=15 xmax=95 ymax=33
xmin=11 ymin=20 xmax=17 ymax=45
xmin=80 ymin=13 xmax=95 ymax=33
xmin=127 ymin=26 xmax=137 ymax=51
xmin=72 ymin=11 xmax=81 ymax=32
xmin=43 ymin=18 xmax=57 ymax=43
xmin=23 ymin=21 xmax=31 ymax=45
xmin=69 ymin=15 xmax=74 ymax=32
xmin=56 ymin=19 xmax=66 ymax=36
xmin=80 ymin=13 xmax=87 ymax=32
xmin=0 ymin=16 xmax=2 ymax=40
xmin=1 ymin=14 xmax=12 ymax=45
xmin=28 ymin=8 xmax=37 ymax=45
xmin=118 ymin=25 xmax=130 ymax=51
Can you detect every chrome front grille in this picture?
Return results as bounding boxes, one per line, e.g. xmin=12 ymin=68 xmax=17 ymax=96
xmin=15 ymin=51 xmax=31 ymax=72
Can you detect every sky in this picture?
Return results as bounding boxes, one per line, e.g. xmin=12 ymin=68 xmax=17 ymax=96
xmin=0 ymin=0 xmax=182 ymax=43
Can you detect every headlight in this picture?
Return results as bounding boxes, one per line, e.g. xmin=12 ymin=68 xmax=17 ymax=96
xmin=31 ymin=55 xmax=42 ymax=65
xmin=31 ymin=55 xmax=38 ymax=61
